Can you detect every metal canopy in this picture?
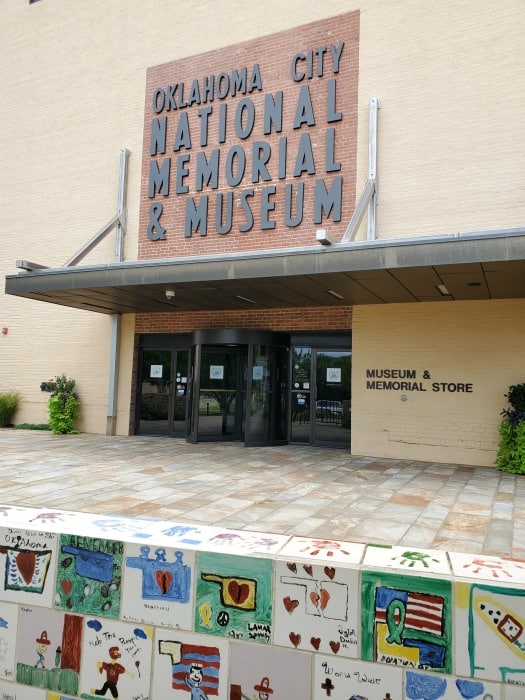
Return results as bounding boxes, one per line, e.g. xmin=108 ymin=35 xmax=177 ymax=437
xmin=5 ymin=229 xmax=525 ymax=315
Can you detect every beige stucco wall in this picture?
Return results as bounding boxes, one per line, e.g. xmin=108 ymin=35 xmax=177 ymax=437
xmin=351 ymin=299 xmax=525 ymax=466
xmin=1 ymin=0 xmax=524 ymax=454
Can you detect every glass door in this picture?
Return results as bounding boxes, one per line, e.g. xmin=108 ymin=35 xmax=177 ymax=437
xmin=137 ymin=349 xmax=190 ymax=436
xmin=290 ymin=346 xmax=351 ymax=447
xmin=314 ymin=350 xmax=351 ymax=446
xmin=195 ymin=346 xmax=248 ymax=441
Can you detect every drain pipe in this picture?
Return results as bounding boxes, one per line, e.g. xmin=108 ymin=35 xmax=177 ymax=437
xmin=107 ymin=148 xmax=130 ymax=436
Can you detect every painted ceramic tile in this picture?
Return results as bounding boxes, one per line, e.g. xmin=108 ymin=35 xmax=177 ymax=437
xmin=313 ymin=654 xmax=402 ymax=700
xmin=194 ymin=551 xmax=273 ymax=643
xmin=449 ymin=552 xmax=525 ymax=584
xmin=229 ymin=639 xmax=312 ymax=699
xmin=5 ymin=506 xmax=93 ymax=534
xmin=201 ymin=528 xmax=290 ymax=555
xmin=404 ymin=670 xmax=501 ymax=700
xmin=121 ymin=542 xmax=196 ymax=630
xmin=152 ymin=627 xmax=229 ymax=699
xmin=152 ymin=521 xmax=221 ymax=548
xmin=0 ymin=527 xmax=58 ymax=607
xmin=504 ymin=681 xmax=525 ymax=699
xmin=0 ymin=680 xmax=46 ymax=698
xmin=273 ymin=558 xmax=360 ymax=658
xmin=54 ymin=533 xmax=123 ymax=618
xmin=79 ymin=617 xmax=153 ymax=700
xmin=363 ymin=544 xmax=450 ymax=576
xmin=361 ymin=571 xmax=453 ymax=674
xmin=48 ymin=694 xmax=76 ymax=700
xmin=15 ymin=606 xmax=82 ymax=696
xmin=0 ymin=602 xmax=18 ymax=681
xmin=455 ymin=581 xmax=525 ymax=684
xmin=279 ymin=535 xmax=365 ymax=564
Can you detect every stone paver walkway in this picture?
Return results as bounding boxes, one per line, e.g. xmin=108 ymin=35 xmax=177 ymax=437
xmin=1 ymin=430 xmax=523 ymax=557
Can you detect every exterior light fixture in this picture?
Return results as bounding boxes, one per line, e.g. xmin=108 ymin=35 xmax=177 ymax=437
xmin=436 ymin=284 xmax=451 ymax=296
xmin=316 ymin=228 xmax=337 ymax=246
xmin=165 ymin=290 xmax=175 ymax=300
xmin=236 ymin=295 xmax=256 ymax=304
xmin=327 ymin=290 xmax=344 ymax=300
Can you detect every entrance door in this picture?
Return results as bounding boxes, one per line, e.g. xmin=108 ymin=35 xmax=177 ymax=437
xmin=137 ymin=348 xmax=189 ymax=436
xmin=195 ymin=346 xmax=248 ymax=441
xmin=290 ymin=347 xmax=351 ymax=447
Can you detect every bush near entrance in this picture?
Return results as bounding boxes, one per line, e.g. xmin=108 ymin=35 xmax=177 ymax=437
xmin=40 ymin=374 xmax=80 ymax=435
xmin=0 ymin=392 xmax=19 ymax=427
xmin=495 ymin=382 xmax=525 ymax=474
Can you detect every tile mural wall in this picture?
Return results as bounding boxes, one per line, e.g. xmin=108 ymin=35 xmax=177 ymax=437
xmin=0 ymin=505 xmax=523 ymax=699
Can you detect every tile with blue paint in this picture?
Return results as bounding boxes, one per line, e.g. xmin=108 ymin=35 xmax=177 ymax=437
xmin=79 ymin=617 xmax=153 ymax=700
xmin=152 ymin=520 xmax=220 ymax=548
xmin=449 ymin=552 xmax=525 ymax=584
xmin=313 ymin=654 xmax=402 ymax=700
xmin=54 ymin=533 xmax=123 ymax=618
xmin=278 ymin=535 xmax=365 ymax=564
xmin=363 ymin=544 xmax=450 ymax=576
xmin=121 ymin=542 xmax=196 ymax=630
xmin=0 ymin=527 xmax=58 ymax=607
xmin=455 ymin=580 xmax=525 ymax=684
xmin=273 ymin=558 xmax=360 ymax=658
xmin=0 ymin=601 xmax=18 ymax=680
xmin=404 ymin=670 xmax=501 ymax=699
xmin=152 ymin=627 xmax=229 ymax=699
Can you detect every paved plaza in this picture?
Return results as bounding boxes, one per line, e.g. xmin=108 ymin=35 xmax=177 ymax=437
xmin=0 ymin=429 xmax=523 ymax=557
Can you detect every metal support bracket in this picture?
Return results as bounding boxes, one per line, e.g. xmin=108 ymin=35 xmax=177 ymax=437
xmin=341 ymin=98 xmax=380 ymax=243
xmin=15 ymin=148 xmax=130 ymax=272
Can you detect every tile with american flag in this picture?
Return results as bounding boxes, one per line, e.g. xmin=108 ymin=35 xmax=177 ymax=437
xmin=361 ymin=571 xmax=452 ymax=674
xmin=152 ymin=628 xmax=229 ymax=699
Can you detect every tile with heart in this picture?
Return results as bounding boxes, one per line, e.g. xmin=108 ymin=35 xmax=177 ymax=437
xmin=194 ymin=551 xmax=273 ymax=643
xmin=0 ymin=526 xmax=59 ymax=608
xmin=449 ymin=551 xmax=525 ymax=583
xmin=278 ymin=535 xmax=365 ymax=564
xmin=363 ymin=543 xmax=450 ymax=575
xmin=53 ymin=533 xmax=123 ymax=618
xmin=313 ymin=654 xmax=402 ymax=700
xmin=121 ymin=542 xmax=196 ymax=630
xmin=274 ymin=558 xmax=360 ymax=658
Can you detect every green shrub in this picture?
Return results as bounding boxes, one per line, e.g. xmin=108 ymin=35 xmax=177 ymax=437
xmin=40 ymin=374 xmax=80 ymax=435
xmin=15 ymin=423 xmax=50 ymax=430
xmin=0 ymin=392 xmax=19 ymax=427
xmin=495 ymin=382 xmax=525 ymax=474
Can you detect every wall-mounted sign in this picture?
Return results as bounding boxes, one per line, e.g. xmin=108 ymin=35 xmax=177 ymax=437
xmin=150 ymin=364 xmax=163 ymax=378
xmin=365 ymin=369 xmax=473 ymax=394
xmin=327 ymin=367 xmax=341 ymax=383
xmin=140 ymin=12 xmax=359 ymax=257
xmin=252 ymin=365 xmax=264 ymax=380
xmin=210 ymin=365 xmax=224 ymax=380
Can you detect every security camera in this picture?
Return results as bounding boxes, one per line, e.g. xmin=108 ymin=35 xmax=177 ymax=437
xmin=165 ymin=290 xmax=175 ymax=300
xmin=316 ymin=228 xmax=337 ymax=246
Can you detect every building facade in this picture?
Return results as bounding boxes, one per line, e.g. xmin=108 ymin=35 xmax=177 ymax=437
xmin=2 ymin=0 xmax=524 ymax=465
